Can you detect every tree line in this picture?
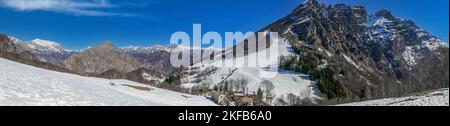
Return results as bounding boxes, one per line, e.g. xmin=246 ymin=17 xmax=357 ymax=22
xmin=279 ymin=54 xmax=348 ymax=99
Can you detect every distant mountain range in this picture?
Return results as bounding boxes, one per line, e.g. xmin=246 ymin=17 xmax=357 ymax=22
xmin=1 ymin=34 xmax=217 ymax=85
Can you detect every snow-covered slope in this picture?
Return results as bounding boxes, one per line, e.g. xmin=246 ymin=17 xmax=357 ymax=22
xmin=0 ymin=58 xmax=216 ymax=106
xmin=339 ymin=88 xmax=449 ymax=106
xmin=181 ymin=36 xmax=321 ymax=102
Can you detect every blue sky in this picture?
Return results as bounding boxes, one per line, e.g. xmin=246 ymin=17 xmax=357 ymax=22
xmin=0 ymin=0 xmax=448 ymax=50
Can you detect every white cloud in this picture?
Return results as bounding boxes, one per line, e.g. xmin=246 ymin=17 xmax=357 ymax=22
xmin=0 ymin=0 xmax=131 ymax=16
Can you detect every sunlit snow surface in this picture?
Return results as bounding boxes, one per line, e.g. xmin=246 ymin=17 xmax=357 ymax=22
xmin=183 ymin=36 xmax=321 ymax=100
xmin=339 ymin=88 xmax=449 ymax=106
xmin=0 ymin=58 xmax=217 ymax=106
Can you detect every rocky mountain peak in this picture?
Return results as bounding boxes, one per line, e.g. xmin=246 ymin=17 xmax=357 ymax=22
xmin=0 ymin=34 xmax=17 ymax=52
xmin=64 ymin=41 xmax=139 ymax=75
xmin=290 ymin=0 xmax=323 ymax=17
xmin=304 ymin=0 xmax=320 ymax=6
xmin=375 ymin=9 xmax=395 ymax=20
xmin=302 ymin=0 xmax=322 ymax=10
xmin=97 ymin=41 xmax=116 ymax=49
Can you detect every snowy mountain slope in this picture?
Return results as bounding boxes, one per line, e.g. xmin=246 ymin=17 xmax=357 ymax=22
xmin=181 ymin=35 xmax=321 ymax=101
xmin=339 ymin=88 xmax=449 ymax=106
xmin=0 ymin=58 xmax=216 ymax=106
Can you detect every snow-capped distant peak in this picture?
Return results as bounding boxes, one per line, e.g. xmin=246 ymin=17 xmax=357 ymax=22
xmin=123 ymin=44 xmax=223 ymax=54
xmin=30 ymin=39 xmax=62 ymax=48
xmin=170 ymin=44 xmax=223 ymax=51
xmin=122 ymin=45 xmax=170 ymax=53
xmin=27 ymin=39 xmax=64 ymax=52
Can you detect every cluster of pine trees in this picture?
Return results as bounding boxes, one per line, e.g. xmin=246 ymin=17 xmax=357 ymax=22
xmin=164 ymin=74 xmax=182 ymax=84
xmin=279 ymin=54 xmax=348 ymax=99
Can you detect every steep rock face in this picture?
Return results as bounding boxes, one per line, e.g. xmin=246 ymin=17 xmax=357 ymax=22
xmin=0 ymin=34 xmax=30 ymax=54
xmin=0 ymin=34 xmax=36 ymax=62
xmin=367 ymin=9 xmax=449 ymax=92
xmin=262 ymin=0 xmax=449 ymax=99
xmin=64 ymin=42 xmax=139 ymax=75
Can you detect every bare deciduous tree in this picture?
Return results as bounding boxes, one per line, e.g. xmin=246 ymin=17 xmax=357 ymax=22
xmin=274 ymin=95 xmax=286 ymax=106
xmin=240 ymin=78 xmax=249 ymax=93
xmin=261 ymin=80 xmax=275 ymax=104
xmin=286 ymin=93 xmax=299 ymax=106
